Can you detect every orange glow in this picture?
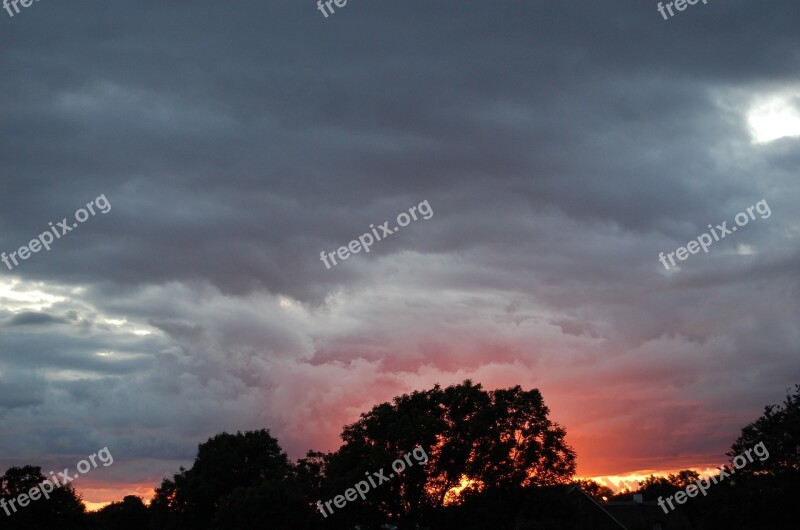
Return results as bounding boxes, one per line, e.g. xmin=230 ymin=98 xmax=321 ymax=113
xmin=79 ymin=483 xmax=156 ymax=512
xmin=442 ymin=475 xmax=481 ymax=505
xmin=577 ymin=463 xmax=722 ymax=494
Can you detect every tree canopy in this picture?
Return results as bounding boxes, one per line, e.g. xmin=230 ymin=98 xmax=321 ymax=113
xmin=0 ymin=465 xmax=84 ymax=530
xmin=729 ymin=384 xmax=800 ymax=475
xmin=149 ymin=429 xmax=314 ymax=530
xmin=324 ymin=380 xmax=577 ymax=527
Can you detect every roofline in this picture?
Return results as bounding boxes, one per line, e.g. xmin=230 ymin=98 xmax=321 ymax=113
xmin=567 ymin=485 xmax=629 ymax=530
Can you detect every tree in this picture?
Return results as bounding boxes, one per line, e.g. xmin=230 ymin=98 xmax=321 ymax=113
xmin=629 ymin=475 xmax=675 ymax=500
xmin=0 ymin=465 xmax=85 ymax=530
xmin=663 ymin=469 xmax=700 ymax=491
xmin=325 ymin=380 xmax=576 ymax=527
xmin=469 ymin=385 xmax=576 ymax=488
xmin=150 ymin=429 xmax=314 ymax=530
xmin=690 ymin=386 xmax=800 ymax=530
xmin=729 ymin=384 xmax=800 ymax=475
xmin=295 ymin=450 xmax=332 ymax=509
xmin=211 ymin=479 xmax=319 ymax=530
xmin=89 ymin=495 xmax=148 ymax=530
xmin=628 ymin=471 xmax=699 ymax=501
xmin=572 ymin=479 xmax=613 ymax=501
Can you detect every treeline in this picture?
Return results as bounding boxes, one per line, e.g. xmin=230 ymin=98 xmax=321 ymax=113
xmin=618 ymin=385 xmax=800 ymax=529
xmin=1 ymin=382 xmax=798 ymax=529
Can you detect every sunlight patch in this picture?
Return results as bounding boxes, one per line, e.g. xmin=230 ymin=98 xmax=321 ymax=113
xmin=0 ymin=277 xmax=65 ymax=310
xmin=747 ymin=91 xmax=800 ymax=143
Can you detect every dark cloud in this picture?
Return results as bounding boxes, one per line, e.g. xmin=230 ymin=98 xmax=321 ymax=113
xmin=6 ymin=311 xmax=66 ymax=326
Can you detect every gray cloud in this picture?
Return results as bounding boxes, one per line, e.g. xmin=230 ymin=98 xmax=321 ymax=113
xmin=6 ymin=311 xmax=66 ymax=326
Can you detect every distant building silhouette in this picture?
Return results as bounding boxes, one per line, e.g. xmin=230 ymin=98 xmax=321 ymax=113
xmin=605 ymin=493 xmax=694 ymax=530
xmin=548 ymin=485 xmax=628 ymax=530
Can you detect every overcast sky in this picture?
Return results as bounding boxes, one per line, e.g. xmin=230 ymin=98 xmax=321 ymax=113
xmin=1 ymin=0 xmax=799 ymax=505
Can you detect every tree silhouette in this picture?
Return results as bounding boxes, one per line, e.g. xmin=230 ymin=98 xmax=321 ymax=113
xmin=149 ymin=429 xmax=314 ymax=530
xmin=0 ymin=465 xmax=84 ymax=530
xmin=324 ymin=380 xmax=576 ymax=527
xmin=88 ymin=495 xmax=148 ymax=530
xmin=729 ymin=384 xmax=800 ymax=475
xmin=295 ymin=450 xmax=332 ymax=511
xmin=691 ymin=385 xmax=800 ymax=530
xmin=572 ymin=479 xmax=614 ymax=501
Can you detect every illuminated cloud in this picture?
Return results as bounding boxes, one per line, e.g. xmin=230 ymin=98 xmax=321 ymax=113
xmin=747 ymin=90 xmax=800 ymax=143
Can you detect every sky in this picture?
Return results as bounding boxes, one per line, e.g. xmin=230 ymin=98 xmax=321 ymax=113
xmin=1 ymin=0 xmax=799 ymax=509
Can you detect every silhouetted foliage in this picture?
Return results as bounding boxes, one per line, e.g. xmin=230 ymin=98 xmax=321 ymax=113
xmin=87 ymin=495 xmax=148 ymax=530
xmin=572 ymin=479 xmax=614 ymax=501
xmin=4 ymin=384 xmax=799 ymax=529
xmin=149 ymin=429 xmax=315 ymax=530
xmin=324 ymin=380 xmax=577 ymax=528
xmin=0 ymin=465 xmax=84 ymax=530
xmin=729 ymin=384 xmax=800 ymax=475
xmin=211 ymin=479 xmax=320 ymax=530
xmin=295 ymin=450 xmax=332 ymax=504
xmin=691 ymin=385 xmax=800 ymax=529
